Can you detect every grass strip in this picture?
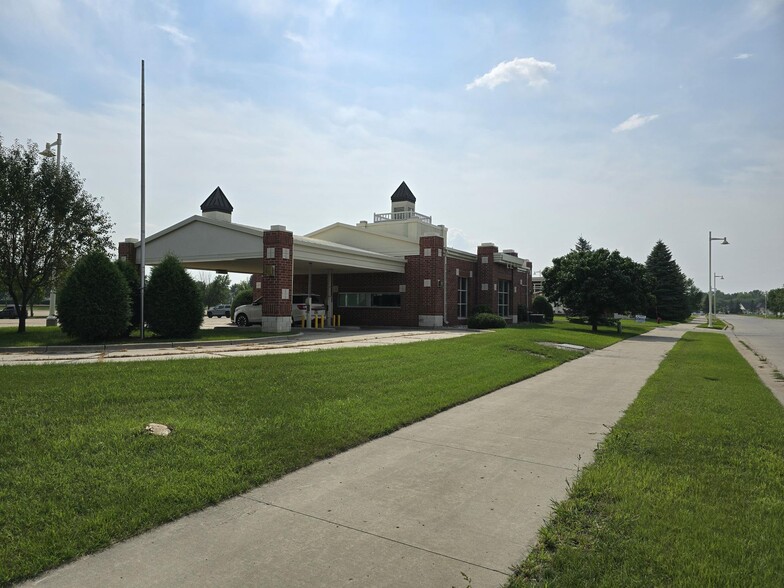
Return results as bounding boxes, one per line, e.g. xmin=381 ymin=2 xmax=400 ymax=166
xmin=0 ymin=319 xmax=652 ymax=584
xmin=508 ymin=331 xmax=784 ymax=586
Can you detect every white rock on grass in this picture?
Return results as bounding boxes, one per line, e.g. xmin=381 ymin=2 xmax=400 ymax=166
xmin=145 ymin=423 xmax=172 ymax=436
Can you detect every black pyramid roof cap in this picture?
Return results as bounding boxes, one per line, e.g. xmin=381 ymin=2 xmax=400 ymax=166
xmin=390 ymin=181 xmax=416 ymax=203
xmin=200 ymin=186 xmax=234 ymax=213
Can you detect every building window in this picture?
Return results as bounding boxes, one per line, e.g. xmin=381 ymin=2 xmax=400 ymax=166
xmin=338 ymin=292 xmax=402 ymax=308
xmin=458 ymin=277 xmax=468 ymax=319
xmin=498 ymin=280 xmax=511 ymax=316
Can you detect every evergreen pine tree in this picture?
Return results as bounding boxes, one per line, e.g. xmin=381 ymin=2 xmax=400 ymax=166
xmin=572 ymin=236 xmax=592 ymax=253
xmin=645 ymin=240 xmax=690 ymax=321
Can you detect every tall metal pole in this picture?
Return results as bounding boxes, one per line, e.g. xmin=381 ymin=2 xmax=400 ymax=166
xmin=708 ymin=231 xmax=713 ymax=328
xmin=140 ymin=60 xmax=146 ymax=340
xmin=46 ymin=133 xmax=63 ymax=327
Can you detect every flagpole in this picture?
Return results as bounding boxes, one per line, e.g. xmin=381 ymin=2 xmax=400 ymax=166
xmin=140 ymin=59 xmax=146 ymax=340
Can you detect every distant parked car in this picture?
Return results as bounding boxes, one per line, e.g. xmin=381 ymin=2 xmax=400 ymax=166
xmin=207 ymin=303 xmax=231 ymax=318
xmin=233 ymin=294 xmax=326 ymax=327
xmin=0 ymin=304 xmax=24 ymax=319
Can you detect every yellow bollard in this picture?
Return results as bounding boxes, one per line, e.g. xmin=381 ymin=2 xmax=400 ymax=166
xmin=336 ymin=314 xmax=341 ymax=327
xmin=301 ymin=316 xmax=305 ymax=328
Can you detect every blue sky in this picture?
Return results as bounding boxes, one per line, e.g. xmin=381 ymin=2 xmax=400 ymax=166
xmin=1 ymin=0 xmax=782 ymax=292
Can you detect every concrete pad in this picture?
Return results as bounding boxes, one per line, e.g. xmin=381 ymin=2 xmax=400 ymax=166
xmin=246 ymin=436 xmax=567 ymax=573
xmin=28 ymin=494 xmax=505 ymax=588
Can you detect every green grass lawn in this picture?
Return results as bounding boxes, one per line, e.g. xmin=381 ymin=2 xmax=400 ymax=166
xmin=508 ymin=331 xmax=784 ymax=586
xmin=0 ymin=325 xmax=280 ymax=348
xmin=697 ymin=317 xmax=726 ymax=329
xmin=0 ymin=319 xmax=656 ymax=584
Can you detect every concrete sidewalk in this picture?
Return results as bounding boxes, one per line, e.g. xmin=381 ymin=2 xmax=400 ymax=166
xmin=25 ymin=323 xmax=695 ymax=588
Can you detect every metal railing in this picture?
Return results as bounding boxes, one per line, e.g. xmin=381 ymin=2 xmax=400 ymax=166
xmin=373 ymin=211 xmax=432 ymax=223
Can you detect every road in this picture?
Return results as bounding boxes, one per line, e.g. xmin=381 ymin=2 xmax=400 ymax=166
xmin=722 ymin=314 xmax=784 ymax=372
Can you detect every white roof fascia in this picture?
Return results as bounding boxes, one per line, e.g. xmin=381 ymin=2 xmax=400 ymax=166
xmin=493 ymin=252 xmax=527 ymax=268
xmin=293 ymin=236 xmax=405 ymax=273
xmin=445 ymin=247 xmax=477 ymax=262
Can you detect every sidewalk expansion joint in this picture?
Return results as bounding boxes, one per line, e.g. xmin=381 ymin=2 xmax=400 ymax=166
xmin=240 ymin=495 xmax=508 ymax=577
xmin=389 ymin=435 xmax=578 ymax=472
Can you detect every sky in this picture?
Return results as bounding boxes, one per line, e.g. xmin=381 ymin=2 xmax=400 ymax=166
xmin=1 ymin=0 xmax=783 ymax=293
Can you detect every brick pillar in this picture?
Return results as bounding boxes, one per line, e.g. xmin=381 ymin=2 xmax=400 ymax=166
xmin=476 ymin=243 xmax=498 ymax=312
xmin=118 ymin=240 xmax=138 ymax=265
xmin=118 ymin=239 xmax=142 ymax=286
xmin=260 ymin=225 xmax=293 ymax=333
xmin=405 ymin=235 xmax=445 ymax=327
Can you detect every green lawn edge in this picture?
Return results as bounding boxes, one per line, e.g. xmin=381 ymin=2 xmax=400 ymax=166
xmin=0 ymin=325 xmax=281 ymax=348
xmin=507 ymin=331 xmax=784 ymax=586
xmin=1 ymin=319 xmax=656 ymax=584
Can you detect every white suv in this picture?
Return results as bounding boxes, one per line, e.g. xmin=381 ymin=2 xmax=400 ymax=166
xmin=233 ymin=294 xmax=326 ymax=327
xmin=291 ymin=294 xmax=326 ymax=324
xmin=233 ymin=298 xmax=263 ymax=327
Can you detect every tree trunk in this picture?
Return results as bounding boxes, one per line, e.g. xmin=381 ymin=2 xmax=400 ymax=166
xmin=17 ymin=314 xmax=26 ymax=334
xmin=592 ymin=322 xmax=598 ymax=332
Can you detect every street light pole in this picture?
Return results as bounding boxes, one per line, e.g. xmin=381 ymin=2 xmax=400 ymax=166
xmin=713 ymin=273 xmax=724 ymax=316
xmin=708 ymin=231 xmax=729 ymax=328
xmin=40 ymin=133 xmax=62 ymax=327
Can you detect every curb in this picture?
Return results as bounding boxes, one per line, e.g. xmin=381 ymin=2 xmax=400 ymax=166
xmin=0 ymin=333 xmax=304 ymax=356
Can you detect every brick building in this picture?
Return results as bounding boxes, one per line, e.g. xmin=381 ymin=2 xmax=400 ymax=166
xmin=119 ymin=182 xmax=534 ymax=332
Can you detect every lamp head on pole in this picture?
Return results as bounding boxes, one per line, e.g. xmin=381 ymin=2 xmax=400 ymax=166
xmin=39 ymin=144 xmax=56 ymax=158
xmin=720 ymin=238 xmax=729 ymax=245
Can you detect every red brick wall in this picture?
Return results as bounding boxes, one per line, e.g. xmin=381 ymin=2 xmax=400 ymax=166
xmin=404 ymin=235 xmax=445 ymax=320
xmin=445 ymin=257 xmax=476 ymax=325
xmin=476 ymin=244 xmax=498 ymax=311
xmin=324 ymin=235 xmax=447 ymax=327
xmin=260 ymin=229 xmax=293 ymax=317
xmin=331 ymin=272 xmax=411 ymax=326
xmin=118 ymin=242 xmax=137 ymax=264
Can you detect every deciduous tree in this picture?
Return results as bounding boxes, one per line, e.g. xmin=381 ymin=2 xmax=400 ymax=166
xmin=0 ymin=137 xmax=113 ymax=332
xmin=203 ymin=274 xmax=231 ymax=308
xmin=543 ymin=239 xmax=648 ymax=331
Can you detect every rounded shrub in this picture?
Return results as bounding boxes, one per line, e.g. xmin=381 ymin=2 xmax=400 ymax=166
xmin=58 ymin=250 xmax=130 ymax=341
xmin=532 ymin=295 xmax=554 ymax=322
xmin=467 ymin=312 xmax=507 ymax=329
xmin=471 ymin=304 xmax=492 ymax=316
xmin=145 ymin=254 xmax=203 ymax=338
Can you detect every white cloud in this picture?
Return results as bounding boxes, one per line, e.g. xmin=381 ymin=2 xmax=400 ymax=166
xmin=157 ymin=24 xmax=194 ymax=46
xmin=284 ymin=31 xmax=310 ymax=49
xmin=612 ymin=113 xmax=660 ymax=133
xmin=733 ymin=53 xmax=753 ymax=60
xmin=466 ymin=57 xmax=557 ymax=91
